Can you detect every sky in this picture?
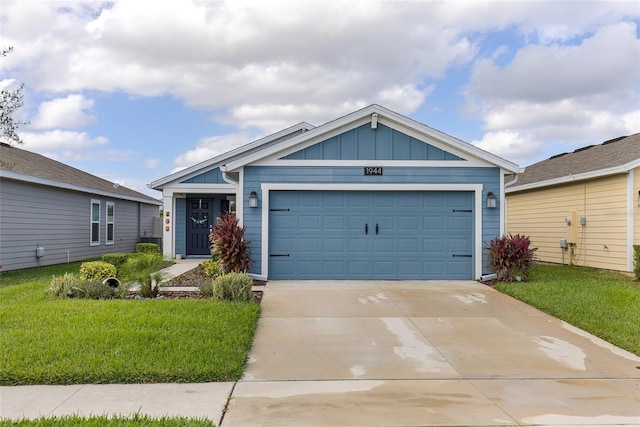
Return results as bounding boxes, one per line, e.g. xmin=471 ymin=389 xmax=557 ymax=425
xmin=1 ymin=1 xmax=639 ymax=199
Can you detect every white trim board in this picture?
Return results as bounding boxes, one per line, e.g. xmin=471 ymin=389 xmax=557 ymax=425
xmin=259 ymin=183 xmax=484 ymax=280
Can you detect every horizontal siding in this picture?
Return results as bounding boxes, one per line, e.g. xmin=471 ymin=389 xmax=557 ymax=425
xmin=0 ymin=179 xmax=154 ymax=271
xmin=244 ymin=165 xmax=501 ymax=276
xmin=507 ymin=174 xmax=629 ymax=271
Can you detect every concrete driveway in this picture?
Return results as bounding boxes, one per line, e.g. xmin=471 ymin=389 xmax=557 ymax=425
xmin=223 ymin=280 xmax=640 ymax=426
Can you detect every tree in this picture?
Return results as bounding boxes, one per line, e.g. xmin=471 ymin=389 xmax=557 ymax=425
xmin=1 ymin=46 xmax=27 ymax=145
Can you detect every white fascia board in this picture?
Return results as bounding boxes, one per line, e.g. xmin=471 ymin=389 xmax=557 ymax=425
xmin=161 ymin=183 xmax=235 ymax=197
xmin=225 ymin=104 xmax=520 ymax=173
xmin=253 ymin=160 xmax=488 ymax=168
xmin=1 ymin=170 xmax=162 ymax=205
xmin=505 ymin=162 xmax=637 ymax=193
xmin=149 ymin=122 xmax=315 ymax=189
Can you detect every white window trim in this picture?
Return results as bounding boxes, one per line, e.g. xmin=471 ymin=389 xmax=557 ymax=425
xmin=90 ymin=199 xmax=101 ymax=246
xmin=258 ymin=183 xmax=483 ymax=281
xmin=106 ymin=201 xmax=115 ymax=246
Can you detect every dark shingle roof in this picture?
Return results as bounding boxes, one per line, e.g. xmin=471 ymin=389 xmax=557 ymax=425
xmin=507 ymin=133 xmax=640 ymax=190
xmin=0 ymin=143 xmax=161 ymax=204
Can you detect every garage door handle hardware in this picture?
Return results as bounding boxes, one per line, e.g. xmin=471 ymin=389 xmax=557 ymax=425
xmin=452 ymin=254 xmax=472 ymax=257
xmin=269 ymin=254 xmax=290 ymax=257
xmin=270 ymin=208 xmax=290 ymax=212
xmin=375 ymin=224 xmax=379 ymax=234
xmin=452 ymin=209 xmax=472 ymax=212
xmin=365 ymin=224 xmax=368 ymax=234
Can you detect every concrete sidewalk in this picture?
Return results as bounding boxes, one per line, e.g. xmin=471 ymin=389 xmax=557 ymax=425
xmin=2 ymin=279 xmax=639 ymax=426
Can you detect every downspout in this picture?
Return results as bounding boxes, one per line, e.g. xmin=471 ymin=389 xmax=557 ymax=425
xmin=220 ymin=165 xmax=239 ymax=188
xmin=220 ymin=165 xmax=240 ymax=222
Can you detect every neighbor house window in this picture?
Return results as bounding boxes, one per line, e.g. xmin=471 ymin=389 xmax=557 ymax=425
xmin=106 ymin=202 xmax=115 ymax=245
xmin=91 ymin=199 xmax=100 ymax=246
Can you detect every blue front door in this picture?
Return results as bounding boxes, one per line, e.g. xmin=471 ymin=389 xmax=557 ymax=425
xmin=268 ymin=191 xmax=474 ymax=280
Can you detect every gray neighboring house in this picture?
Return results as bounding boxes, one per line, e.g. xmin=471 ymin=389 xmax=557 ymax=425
xmin=0 ymin=142 xmax=162 ymax=272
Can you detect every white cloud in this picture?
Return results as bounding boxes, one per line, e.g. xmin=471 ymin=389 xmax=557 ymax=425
xmin=22 ymin=130 xmax=107 ymax=152
xmin=472 ymin=131 xmax=541 ymax=164
xmin=467 ymin=21 xmax=640 ymax=164
xmin=32 ymin=94 xmax=96 ymax=129
xmin=143 ymin=158 xmax=160 ymax=169
xmin=172 ymin=132 xmax=258 ymax=172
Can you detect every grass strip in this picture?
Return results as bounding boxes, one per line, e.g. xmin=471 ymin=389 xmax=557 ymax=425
xmin=0 ymin=414 xmax=214 ymax=426
xmin=495 ymin=264 xmax=640 ymax=355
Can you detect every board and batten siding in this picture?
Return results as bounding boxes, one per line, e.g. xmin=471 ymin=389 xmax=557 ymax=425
xmin=507 ymin=173 xmax=630 ymax=271
xmin=242 ymin=165 xmax=501 ymax=277
xmin=0 ymin=180 xmax=158 ymax=271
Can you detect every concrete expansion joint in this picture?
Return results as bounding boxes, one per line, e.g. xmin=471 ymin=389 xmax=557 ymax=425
xmin=217 ymin=381 xmax=237 ymax=426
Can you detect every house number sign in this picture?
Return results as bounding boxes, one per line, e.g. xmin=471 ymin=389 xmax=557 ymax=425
xmin=364 ymin=167 xmax=383 ymax=176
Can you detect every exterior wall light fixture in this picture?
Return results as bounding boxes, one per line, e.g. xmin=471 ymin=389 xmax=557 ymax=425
xmin=486 ymin=192 xmax=497 ymax=209
xmin=248 ymin=191 xmax=259 ymax=208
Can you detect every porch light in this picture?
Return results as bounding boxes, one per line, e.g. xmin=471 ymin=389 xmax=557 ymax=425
xmin=486 ymin=192 xmax=497 ymax=209
xmin=248 ymin=191 xmax=259 ymax=208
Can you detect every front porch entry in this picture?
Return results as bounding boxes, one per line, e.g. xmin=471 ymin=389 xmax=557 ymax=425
xmin=185 ymin=196 xmax=235 ymax=256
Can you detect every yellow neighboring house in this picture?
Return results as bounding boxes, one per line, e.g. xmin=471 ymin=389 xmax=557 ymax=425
xmin=505 ymin=133 xmax=640 ymax=273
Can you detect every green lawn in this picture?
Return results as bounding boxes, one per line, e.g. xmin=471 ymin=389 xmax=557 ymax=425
xmin=495 ymin=264 xmax=640 ymax=355
xmin=0 ymin=262 xmax=260 ymax=385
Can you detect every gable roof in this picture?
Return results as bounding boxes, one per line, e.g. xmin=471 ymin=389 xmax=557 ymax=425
xmin=506 ymin=133 xmax=640 ymax=192
xmin=149 ymin=121 xmax=314 ymax=189
xmin=223 ymin=104 xmax=520 ymax=172
xmin=0 ymin=143 xmax=161 ymax=205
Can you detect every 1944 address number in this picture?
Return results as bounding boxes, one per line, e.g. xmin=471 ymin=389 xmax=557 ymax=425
xmin=364 ymin=167 xmax=383 ymax=176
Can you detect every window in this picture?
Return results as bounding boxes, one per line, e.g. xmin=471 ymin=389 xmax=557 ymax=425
xmin=106 ymin=202 xmax=115 ymax=245
xmin=90 ymin=199 xmax=100 ymax=246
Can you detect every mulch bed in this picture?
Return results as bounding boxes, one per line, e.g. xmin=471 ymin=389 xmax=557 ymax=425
xmin=163 ymin=265 xmax=263 ymax=303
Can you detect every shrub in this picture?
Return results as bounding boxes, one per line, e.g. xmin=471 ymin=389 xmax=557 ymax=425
xmin=47 ymin=273 xmax=80 ymax=297
xmin=67 ymin=281 xmax=118 ymax=299
xmin=79 ymin=261 xmax=117 ymax=282
xmin=486 ymin=233 xmax=537 ymax=282
xmin=210 ymin=212 xmax=253 ymax=274
xmin=201 ymin=259 xmax=222 ymax=278
xmin=199 ymin=280 xmax=214 ymax=297
xmin=102 ymin=253 xmax=133 ymax=271
xmin=136 ymin=243 xmax=160 ymax=254
xmin=634 ymin=245 xmax=640 ymax=279
xmin=212 ymin=272 xmax=253 ymax=302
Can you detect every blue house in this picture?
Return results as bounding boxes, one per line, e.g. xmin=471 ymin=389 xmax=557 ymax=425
xmin=150 ymin=105 xmax=519 ymax=280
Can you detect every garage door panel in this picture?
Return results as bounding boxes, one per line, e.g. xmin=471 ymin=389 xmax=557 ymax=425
xmin=398 ymin=238 xmax=420 ymax=253
xmin=424 ymin=216 xmax=445 ymax=230
xmin=269 ymin=191 xmax=473 ymax=280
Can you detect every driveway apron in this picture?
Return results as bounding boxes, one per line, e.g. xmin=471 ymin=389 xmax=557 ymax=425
xmin=223 ymin=280 xmax=640 ymax=426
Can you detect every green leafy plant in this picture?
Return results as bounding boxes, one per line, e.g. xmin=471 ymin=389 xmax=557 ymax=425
xmin=79 ymin=261 xmax=117 ymax=282
xmin=119 ymin=253 xmax=164 ymax=297
xmin=485 ymin=233 xmax=537 ymax=282
xmin=47 ymin=273 xmax=79 ymax=297
xmin=101 ymin=253 xmax=133 ymax=271
xmin=201 ymin=259 xmax=222 ymax=278
xmin=199 ymin=280 xmax=214 ymax=296
xmin=210 ymin=212 xmax=253 ymax=273
xmin=67 ymin=281 xmax=118 ymax=299
xmin=136 ymin=242 xmax=161 ymax=254
xmin=634 ymin=245 xmax=640 ymax=279
xmin=212 ymin=272 xmax=253 ymax=302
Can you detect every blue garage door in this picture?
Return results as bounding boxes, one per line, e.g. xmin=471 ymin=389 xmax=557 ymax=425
xmin=268 ymin=191 xmax=473 ymax=280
